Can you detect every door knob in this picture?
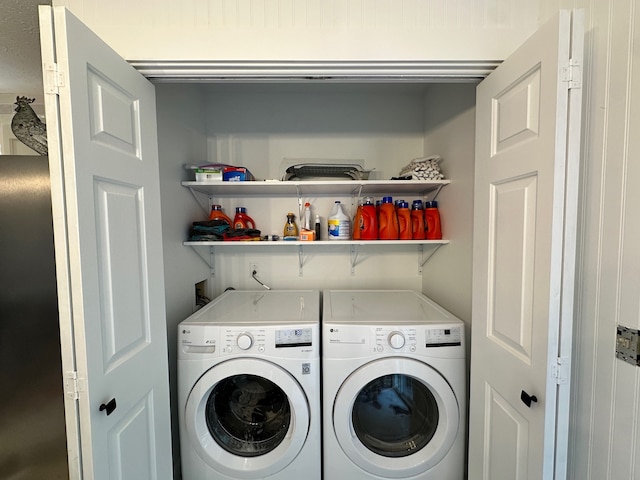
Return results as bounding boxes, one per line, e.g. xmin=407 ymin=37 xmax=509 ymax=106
xmin=99 ymin=398 xmax=117 ymax=415
xmin=520 ymin=390 xmax=538 ymax=408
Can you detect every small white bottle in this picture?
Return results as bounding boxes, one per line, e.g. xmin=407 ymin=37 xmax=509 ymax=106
xmin=328 ymin=201 xmax=350 ymax=240
xmin=303 ymin=202 xmax=312 ymax=230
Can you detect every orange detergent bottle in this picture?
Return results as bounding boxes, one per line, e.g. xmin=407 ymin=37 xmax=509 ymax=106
xmin=233 ymin=207 xmax=256 ymax=229
xmin=424 ymin=201 xmax=442 ymax=240
xmin=208 ymin=204 xmax=232 ymax=226
xmin=352 ymin=202 xmax=362 ymax=240
xmin=378 ymin=196 xmax=399 ymax=240
xmin=411 ymin=200 xmax=426 ymax=240
xmin=354 ymin=197 xmax=378 ymax=240
xmin=397 ymin=201 xmax=412 ymax=240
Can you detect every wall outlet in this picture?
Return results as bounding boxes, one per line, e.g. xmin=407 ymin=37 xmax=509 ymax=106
xmin=250 ymin=263 xmax=259 ymax=277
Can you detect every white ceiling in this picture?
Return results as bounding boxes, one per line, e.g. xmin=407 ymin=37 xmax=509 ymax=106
xmin=0 ymin=0 xmax=52 ymax=96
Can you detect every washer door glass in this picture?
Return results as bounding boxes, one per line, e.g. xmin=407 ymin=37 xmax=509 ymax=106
xmin=333 ymin=358 xmax=459 ymax=478
xmin=352 ymin=374 xmax=438 ymax=457
xmin=185 ymin=358 xmax=310 ymax=479
xmin=205 ymin=374 xmax=291 ymax=457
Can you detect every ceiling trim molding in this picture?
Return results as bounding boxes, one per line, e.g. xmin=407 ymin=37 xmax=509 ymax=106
xmin=130 ymin=60 xmax=500 ymax=82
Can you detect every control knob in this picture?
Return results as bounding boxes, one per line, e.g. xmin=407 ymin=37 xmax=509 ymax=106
xmin=388 ymin=331 xmax=405 ymax=349
xmin=237 ymin=333 xmax=254 ymax=350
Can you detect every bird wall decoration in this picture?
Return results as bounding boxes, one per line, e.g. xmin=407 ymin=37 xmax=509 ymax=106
xmin=11 ymin=96 xmax=48 ymax=155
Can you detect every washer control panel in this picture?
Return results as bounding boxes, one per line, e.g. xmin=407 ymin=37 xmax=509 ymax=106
xmin=374 ymin=327 xmax=417 ymax=353
xmin=223 ymin=328 xmax=266 ymax=353
xmin=223 ymin=326 xmax=315 ymax=355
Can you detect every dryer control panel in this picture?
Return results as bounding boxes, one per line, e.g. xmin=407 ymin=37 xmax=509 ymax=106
xmin=324 ymin=323 xmax=465 ymax=358
xmin=374 ymin=327 xmax=418 ymax=352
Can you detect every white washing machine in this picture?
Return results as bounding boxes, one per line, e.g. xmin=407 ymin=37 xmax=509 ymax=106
xmin=178 ymin=290 xmax=321 ymax=480
xmin=322 ymin=290 xmax=466 ymax=480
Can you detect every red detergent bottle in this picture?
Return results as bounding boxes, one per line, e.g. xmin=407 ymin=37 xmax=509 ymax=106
xmin=233 ymin=207 xmax=256 ymax=230
xmin=424 ymin=201 xmax=442 ymax=240
xmin=397 ymin=201 xmax=412 ymax=240
xmin=208 ymin=204 xmax=232 ymax=226
xmin=378 ymin=196 xmax=399 ymax=240
xmin=352 ymin=201 xmax=363 ymax=240
xmin=357 ymin=197 xmax=378 ymax=240
xmin=411 ymin=200 xmax=426 ymax=240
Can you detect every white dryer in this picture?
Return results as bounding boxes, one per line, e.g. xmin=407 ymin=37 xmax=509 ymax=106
xmin=322 ymin=290 xmax=466 ymax=480
xmin=178 ymin=290 xmax=321 ymax=480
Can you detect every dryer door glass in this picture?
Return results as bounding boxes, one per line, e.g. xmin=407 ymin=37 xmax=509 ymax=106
xmin=352 ymin=374 xmax=438 ymax=457
xmin=205 ymin=374 xmax=291 ymax=457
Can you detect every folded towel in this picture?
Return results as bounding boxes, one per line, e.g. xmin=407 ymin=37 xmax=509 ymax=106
xmin=398 ymin=155 xmax=444 ymax=180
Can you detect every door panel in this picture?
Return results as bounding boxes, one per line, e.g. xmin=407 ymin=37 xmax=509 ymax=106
xmin=40 ymin=6 xmax=173 ymax=479
xmin=493 ymin=66 xmax=541 ymax=153
xmin=95 ymin=180 xmax=149 ymax=369
xmin=469 ymin=9 xmax=583 ymax=480
xmin=485 ymin=385 xmax=529 ymax=479
xmin=489 ymin=175 xmax=537 ymax=362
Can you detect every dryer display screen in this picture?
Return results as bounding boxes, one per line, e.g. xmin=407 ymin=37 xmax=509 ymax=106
xmin=425 ymin=327 xmax=462 ymax=347
xmin=275 ymin=328 xmax=312 ymax=348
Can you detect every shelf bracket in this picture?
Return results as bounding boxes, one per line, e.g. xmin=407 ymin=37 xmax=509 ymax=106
xmin=189 ymin=245 xmax=216 ymax=275
xmin=429 ymin=184 xmax=445 ymax=202
xmin=419 ymin=243 xmax=442 ymax=273
xmin=350 ymin=245 xmax=358 ymax=275
xmin=298 ymin=245 xmax=304 ymax=276
xmin=186 ymin=187 xmax=212 ymax=215
xmin=295 ymin=184 xmax=303 ymax=219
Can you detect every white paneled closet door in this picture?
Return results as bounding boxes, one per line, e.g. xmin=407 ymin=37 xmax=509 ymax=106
xmin=39 ymin=6 xmax=173 ymax=479
xmin=469 ymin=9 xmax=583 ymax=480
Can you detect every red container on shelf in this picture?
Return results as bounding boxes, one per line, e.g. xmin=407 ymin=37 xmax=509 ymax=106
xmin=397 ymin=201 xmax=412 ymax=240
xmin=354 ymin=197 xmax=378 ymax=240
xmin=233 ymin=207 xmax=256 ymax=229
xmin=208 ymin=204 xmax=232 ymax=225
xmin=378 ymin=196 xmax=399 ymax=240
xmin=411 ymin=200 xmax=426 ymax=240
xmin=424 ymin=201 xmax=442 ymax=240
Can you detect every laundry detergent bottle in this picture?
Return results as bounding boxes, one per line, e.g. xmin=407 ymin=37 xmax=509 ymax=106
xmin=352 ymin=201 xmax=363 ymax=240
xmin=208 ymin=204 xmax=232 ymax=226
xmin=424 ymin=201 xmax=442 ymax=240
xmin=233 ymin=207 xmax=256 ymax=229
xmin=411 ymin=200 xmax=426 ymax=240
xmin=378 ymin=196 xmax=399 ymax=240
xmin=360 ymin=197 xmax=378 ymax=240
xmin=397 ymin=201 xmax=412 ymax=240
xmin=353 ymin=197 xmax=378 ymax=240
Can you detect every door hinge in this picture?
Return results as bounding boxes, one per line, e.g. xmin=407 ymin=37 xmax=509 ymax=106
xmin=64 ymin=371 xmax=82 ymax=400
xmin=552 ymin=357 xmax=569 ymax=384
xmin=44 ymin=62 xmax=65 ymax=95
xmin=561 ymin=58 xmax=582 ymax=90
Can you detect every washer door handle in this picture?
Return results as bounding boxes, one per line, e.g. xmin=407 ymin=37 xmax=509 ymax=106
xmin=99 ymin=398 xmax=117 ymax=415
xmin=520 ymin=390 xmax=538 ymax=408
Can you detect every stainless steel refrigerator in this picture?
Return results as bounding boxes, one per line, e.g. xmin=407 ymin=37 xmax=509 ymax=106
xmin=0 ymin=155 xmax=69 ymax=479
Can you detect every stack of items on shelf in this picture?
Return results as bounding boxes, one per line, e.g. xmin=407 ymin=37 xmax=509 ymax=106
xmin=283 ymin=203 xmax=320 ymax=241
xmin=396 ymin=155 xmax=444 ymax=181
xmin=352 ymin=196 xmax=442 ymax=241
xmin=185 ymin=163 xmax=255 ymax=182
xmin=188 ymin=205 xmax=261 ymax=241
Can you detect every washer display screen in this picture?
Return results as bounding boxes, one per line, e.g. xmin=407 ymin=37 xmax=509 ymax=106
xmin=205 ymin=374 xmax=291 ymax=457
xmin=351 ymin=374 xmax=439 ymax=457
xmin=275 ymin=328 xmax=312 ymax=348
